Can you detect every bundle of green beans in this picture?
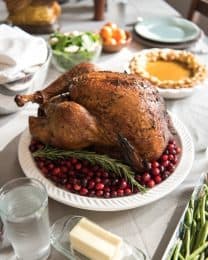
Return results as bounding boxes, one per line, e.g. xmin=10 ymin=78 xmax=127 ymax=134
xmin=168 ymin=183 xmax=208 ymax=260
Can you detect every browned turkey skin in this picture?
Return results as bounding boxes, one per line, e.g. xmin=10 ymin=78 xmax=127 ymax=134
xmin=15 ymin=63 xmax=173 ymax=172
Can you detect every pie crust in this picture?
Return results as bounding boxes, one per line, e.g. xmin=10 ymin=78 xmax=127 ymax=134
xmin=129 ymin=49 xmax=206 ymax=89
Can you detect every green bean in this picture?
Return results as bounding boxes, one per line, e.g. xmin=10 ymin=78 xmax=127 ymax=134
xmin=184 ymin=228 xmax=191 ymax=257
xmin=187 ymin=242 xmax=208 ymax=260
xmin=185 ymin=208 xmax=193 ymax=227
xmin=195 ymin=223 xmax=208 ymax=251
xmin=199 ymin=252 xmax=205 ymax=260
xmin=178 ymin=253 xmax=185 ymax=260
xmin=200 ymin=195 xmax=206 ymax=227
xmin=190 ymin=220 xmax=197 ymax=253
xmin=189 ymin=197 xmax=195 ymax=209
xmin=173 ymin=240 xmax=182 ymax=260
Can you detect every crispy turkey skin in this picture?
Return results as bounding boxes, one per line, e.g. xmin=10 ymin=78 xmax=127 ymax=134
xmin=15 ymin=63 xmax=173 ymax=171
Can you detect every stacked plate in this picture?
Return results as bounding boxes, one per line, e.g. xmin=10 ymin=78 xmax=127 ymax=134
xmin=133 ymin=16 xmax=202 ymax=49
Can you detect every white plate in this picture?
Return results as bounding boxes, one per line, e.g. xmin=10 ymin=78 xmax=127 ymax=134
xmin=134 ymin=17 xmax=201 ymax=43
xmin=18 ymin=114 xmax=194 ymax=211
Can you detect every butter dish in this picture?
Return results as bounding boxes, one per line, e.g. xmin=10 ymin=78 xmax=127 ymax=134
xmin=50 ymin=216 xmax=146 ymax=260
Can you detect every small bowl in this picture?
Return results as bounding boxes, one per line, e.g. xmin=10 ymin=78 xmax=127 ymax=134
xmin=102 ymin=31 xmax=132 ymax=53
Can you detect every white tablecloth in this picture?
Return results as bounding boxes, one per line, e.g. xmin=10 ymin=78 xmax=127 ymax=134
xmin=0 ymin=1 xmax=208 ymax=259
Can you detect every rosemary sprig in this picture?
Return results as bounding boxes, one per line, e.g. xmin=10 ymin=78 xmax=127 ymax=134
xmin=32 ymin=146 xmax=146 ymax=193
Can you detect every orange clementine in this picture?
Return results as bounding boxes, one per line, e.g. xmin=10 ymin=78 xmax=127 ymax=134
xmin=112 ymin=28 xmax=126 ymax=41
xmin=100 ymin=26 xmax=113 ymax=40
xmin=104 ymin=38 xmax=117 ymax=45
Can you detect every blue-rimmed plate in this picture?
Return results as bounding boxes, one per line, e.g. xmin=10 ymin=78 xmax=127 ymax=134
xmin=134 ymin=17 xmax=201 ymax=43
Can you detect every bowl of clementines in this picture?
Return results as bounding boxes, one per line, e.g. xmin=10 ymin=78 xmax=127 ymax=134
xmin=100 ymin=22 xmax=132 ymax=53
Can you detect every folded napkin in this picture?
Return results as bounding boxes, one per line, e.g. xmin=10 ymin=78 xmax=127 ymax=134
xmin=0 ymin=24 xmax=48 ymax=84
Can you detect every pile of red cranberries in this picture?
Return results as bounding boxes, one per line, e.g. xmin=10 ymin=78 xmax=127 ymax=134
xmin=29 ymin=139 xmax=181 ymax=198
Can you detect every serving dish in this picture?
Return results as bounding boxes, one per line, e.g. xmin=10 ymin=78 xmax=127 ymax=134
xmin=134 ymin=17 xmax=201 ymax=44
xmin=49 ymin=32 xmax=102 ymax=72
xmin=0 ymin=48 xmax=51 ymax=114
xmin=18 ymin=113 xmax=194 ymax=211
xmin=50 ymin=215 xmax=146 ymax=260
xmin=162 ymin=172 xmax=208 ymax=260
xmin=127 ymin=48 xmax=206 ymax=99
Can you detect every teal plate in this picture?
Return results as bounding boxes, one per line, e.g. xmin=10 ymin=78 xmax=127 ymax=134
xmin=134 ymin=17 xmax=201 ymax=43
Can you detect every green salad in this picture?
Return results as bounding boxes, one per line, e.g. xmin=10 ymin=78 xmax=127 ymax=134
xmin=49 ymin=31 xmax=101 ymax=71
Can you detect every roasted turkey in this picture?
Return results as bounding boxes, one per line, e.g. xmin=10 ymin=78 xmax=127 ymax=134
xmin=15 ymin=63 xmax=173 ymax=171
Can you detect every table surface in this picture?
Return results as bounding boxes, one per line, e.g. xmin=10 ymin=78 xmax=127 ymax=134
xmin=0 ymin=1 xmax=208 ymax=260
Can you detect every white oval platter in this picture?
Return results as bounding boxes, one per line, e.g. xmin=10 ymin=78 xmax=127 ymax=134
xmin=18 ymin=114 xmax=194 ymax=211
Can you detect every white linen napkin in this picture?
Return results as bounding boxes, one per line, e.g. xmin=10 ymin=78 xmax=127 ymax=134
xmin=0 ymin=24 xmax=48 ymax=84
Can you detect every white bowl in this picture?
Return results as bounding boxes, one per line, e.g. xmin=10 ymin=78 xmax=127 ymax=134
xmin=0 ymin=49 xmax=51 ymax=114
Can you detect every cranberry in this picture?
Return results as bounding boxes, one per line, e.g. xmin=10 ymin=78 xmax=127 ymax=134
xmin=42 ymin=167 xmax=48 ymax=175
xmin=68 ymin=170 xmax=75 ymax=176
xmin=162 ymin=160 xmax=170 ymax=168
xmin=71 ymin=158 xmax=78 ymax=164
xmin=75 ymin=163 xmax=82 ymax=170
xmin=88 ymin=190 xmax=95 ymax=197
xmin=117 ymin=189 xmax=124 ymax=196
xmin=112 ymin=179 xmax=119 ymax=186
xmin=147 ymin=180 xmax=155 ymax=188
xmin=119 ymin=180 xmax=127 ymax=189
xmin=95 ymin=183 xmax=104 ymax=190
xmin=96 ymin=190 xmax=104 ymax=197
xmin=65 ymin=161 xmax=72 ymax=168
xmin=152 ymin=168 xmax=160 ymax=176
xmin=60 ymin=178 xmax=68 ymax=185
xmin=52 ymin=167 xmax=61 ymax=176
xmin=79 ymin=188 xmax=88 ymax=196
xmin=73 ymin=184 xmax=81 ymax=191
xmin=142 ymin=173 xmax=151 ymax=183
xmin=111 ymin=191 xmax=117 ymax=197
xmin=151 ymin=161 xmax=159 ymax=169
xmin=95 ymin=177 xmax=101 ymax=183
xmin=104 ymin=192 xmax=110 ymax=198
xmin=133 ymin=187 xmax=139 ymax=193
xmin=104 ymin=187 xmax=111 ymax=192
xmin=96 ymin=172 xmax=102 ymax=177
xmin=82 ymin=167 xmax=89 ymax=174
xmin=124 ymin=188 xmax=132 ymax=195
xmin=102 ymin=172 xmax=109 ymax=178
xmin=168 ymin=154 xmax=174 ymax=161
xmin=176 ymin=147 xmax=181 ymax=154
xmin=87 ymin=171 xmax=94 ymax=178
xmin=60 ymin=166 xmax=68 ymax=173
xmin=162 ymin=155 xmax=169 ymax=161
xmin=103 ymin=178 xmax=111 ymax=186
xmin=37 ymin=161 xmax=44 ymax=168
xmin=154 ymin=176 xmax=162 ymax=184
xmin=65 ymin=183 xmax=72 ymax=190
xmin=48 ymin=163 xmax=54 ymax=170
xmin=88 ymin=181 xmax=95 ymax=189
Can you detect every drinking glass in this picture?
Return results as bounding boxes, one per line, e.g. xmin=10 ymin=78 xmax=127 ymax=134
xmin=0 ymin=177 xmax=51 ymax=260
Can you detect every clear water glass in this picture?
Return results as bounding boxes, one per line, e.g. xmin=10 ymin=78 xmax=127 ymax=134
xmin=0 ymin=177 xmax=51 ymax=260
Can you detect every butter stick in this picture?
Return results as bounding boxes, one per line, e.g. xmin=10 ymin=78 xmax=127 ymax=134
xmin=69 ymin=218 xmax=122 ymax=260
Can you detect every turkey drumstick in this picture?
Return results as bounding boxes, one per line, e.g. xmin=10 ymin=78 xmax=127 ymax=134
xmin=15 ymin=63 xmax=100 ymax=107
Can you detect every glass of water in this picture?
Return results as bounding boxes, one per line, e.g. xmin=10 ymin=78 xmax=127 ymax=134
xmin=0 ymin=177 xmax=51 ymax=260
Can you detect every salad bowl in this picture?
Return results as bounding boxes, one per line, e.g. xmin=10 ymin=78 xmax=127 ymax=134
xmin=49 ymin=31 xmax=102 ymax=72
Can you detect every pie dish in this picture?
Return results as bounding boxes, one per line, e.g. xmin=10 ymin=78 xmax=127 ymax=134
xmin=128 ymin=48 xmax=206 ymax=90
